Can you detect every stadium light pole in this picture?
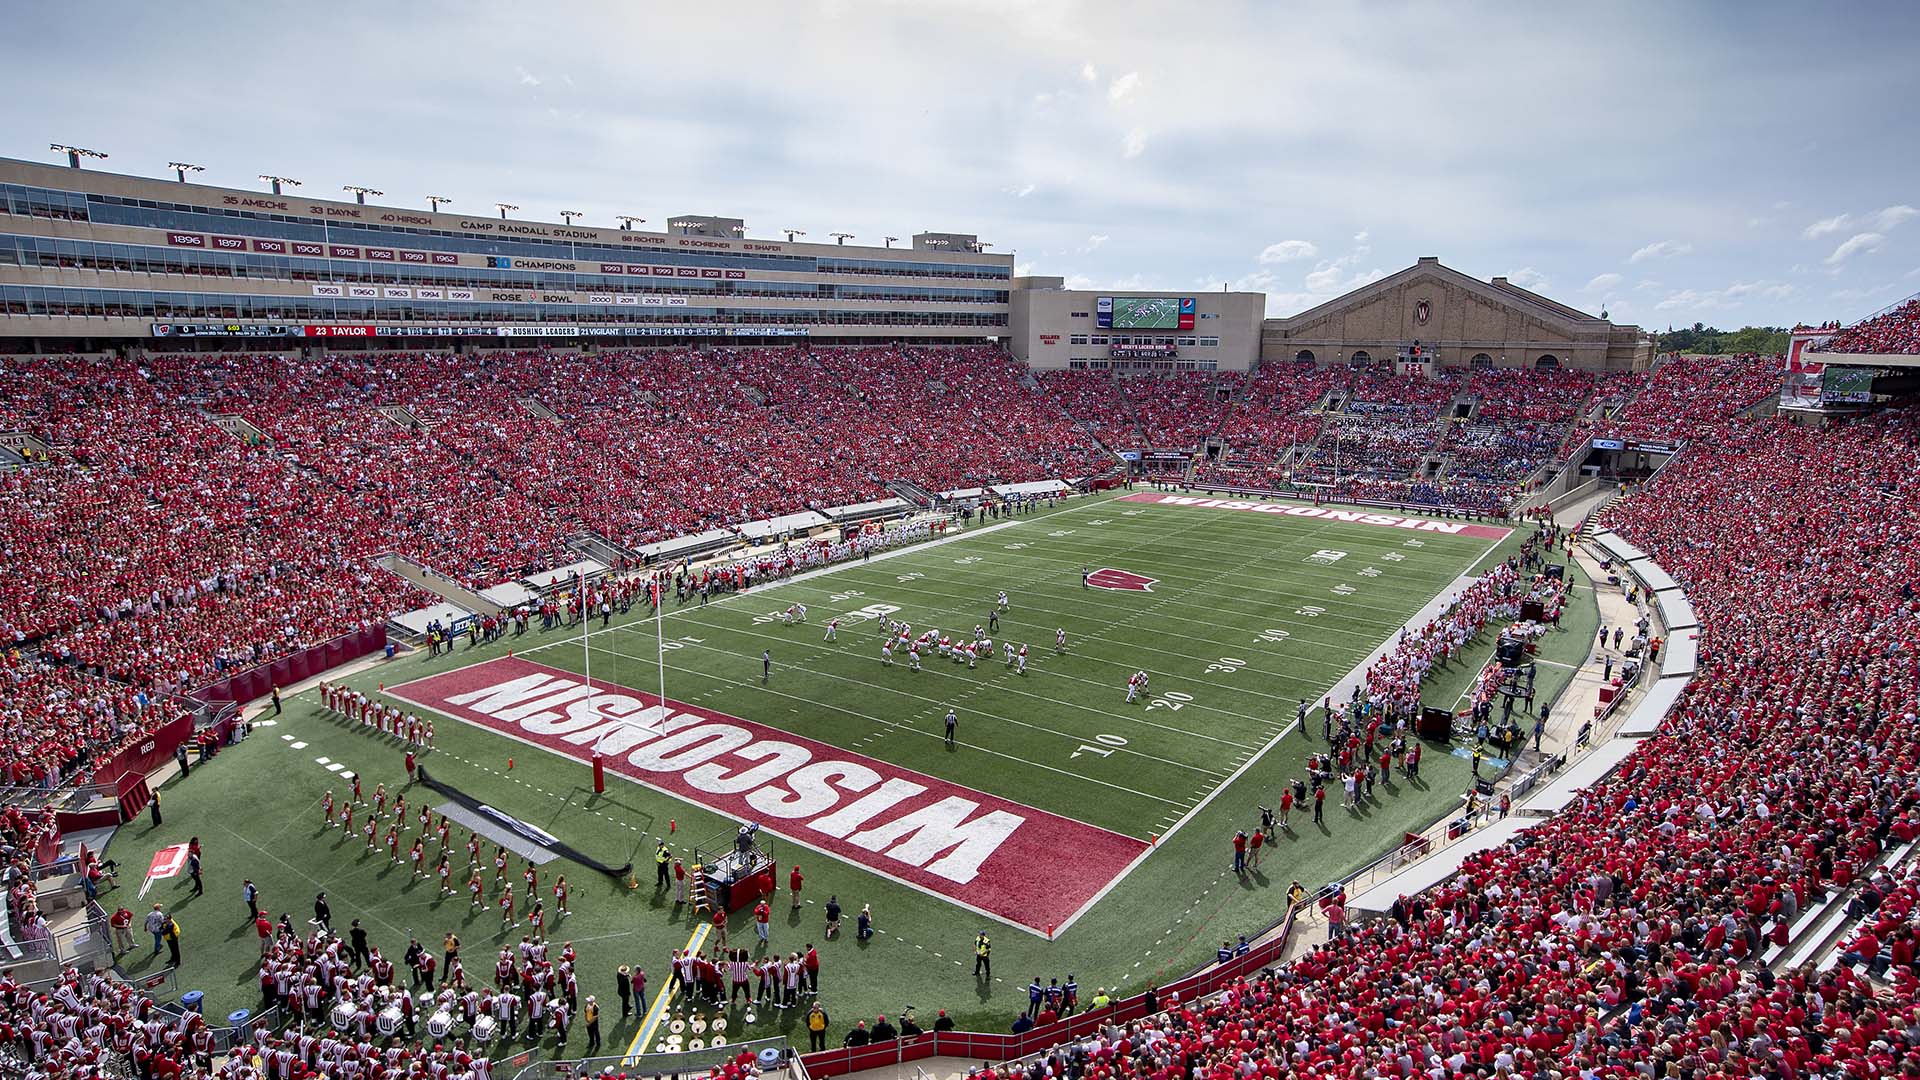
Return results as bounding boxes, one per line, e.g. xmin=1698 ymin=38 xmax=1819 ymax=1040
xmin=729 ymin=226 xmax=746 ymax=237
xmin=50 ymin=144 xmax=107 ymax=169
xmin=615 ymin=216 xmax=645 ymax=231
xmin=259 ymin=174 xmax=302 ymax=195
xmin=883 ymin=236 xmax=899 ymax=249
xmin=782 ymin=229 xmax=807 ymax=243
xmin=426 ymin=195 xmax=453 ymax=214
xmin=343 ymin=185 xmax=383 ymax=205
xmin=830 ymin=232 xmax=855 ymax=245
xmin=496 ymin=203 xmax=518 ymax=220
xmin=168 ymin=162 xmax=204 ymax=183
xmin=559 ymin=211 xmax=584 ymax=226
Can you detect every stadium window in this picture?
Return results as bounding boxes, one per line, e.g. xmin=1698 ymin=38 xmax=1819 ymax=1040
xmin=1199 ymin=337 xmax=1219 ymax=347
xmin=1178 ymin=336 xmax=1197 ymax=346
xmin=1070 ymin=334 xmax=1088 ymax=345
xmin=1470 ymin=352 xmax=1493 ymax=368
xmin=1350 ymin=350 xmax=1373 ymax=367
xmin=1534 ymin=354 xmax=1560 ymax=369
xmin=1091 ymin=336 xmax=1109 ymax=345
xmin=1294 ymin=349 xmax=1315 ymax=362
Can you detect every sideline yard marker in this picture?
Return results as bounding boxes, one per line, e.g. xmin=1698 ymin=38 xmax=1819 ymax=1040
xmin=624 ymin=921 xmax=712 ymax=1062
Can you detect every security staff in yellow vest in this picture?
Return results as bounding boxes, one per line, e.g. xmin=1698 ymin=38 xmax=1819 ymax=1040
xmin=973 ymin=932 xmax=991 ymax=978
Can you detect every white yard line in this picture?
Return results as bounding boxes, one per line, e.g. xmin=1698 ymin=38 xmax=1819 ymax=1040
xmin=583 ymin=638 xmax=1229 ymax=782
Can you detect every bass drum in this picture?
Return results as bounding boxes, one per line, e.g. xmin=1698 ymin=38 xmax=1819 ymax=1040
xmin=329 ymin=1002 xmax=357 ymax=1030
xmin=471 ymin=1014 xmax=498 ymax=1043
xmin=427 ymin=1009 xmax=455 ymax=1039
xmin=377 ymin=1003 xmax=404 ymax=1036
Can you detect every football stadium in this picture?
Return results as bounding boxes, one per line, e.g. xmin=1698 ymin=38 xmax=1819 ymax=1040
xmin=4 ymin=7 xmax=1920 ymax=1080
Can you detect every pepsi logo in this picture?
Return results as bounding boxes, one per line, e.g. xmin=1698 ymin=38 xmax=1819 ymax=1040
xmin=1087 ymin=568 xmax=1156 ymax=592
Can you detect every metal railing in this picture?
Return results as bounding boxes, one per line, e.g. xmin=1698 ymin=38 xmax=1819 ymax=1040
xmin=0 ymin=778 xmax=119 ymax=812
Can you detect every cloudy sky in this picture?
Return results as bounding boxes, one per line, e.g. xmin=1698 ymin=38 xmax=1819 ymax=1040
xmin=3 ymin=0 xmax=1915 ymax=328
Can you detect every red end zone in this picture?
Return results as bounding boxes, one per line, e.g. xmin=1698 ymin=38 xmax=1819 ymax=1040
xmin=389 ymin=656 xmax=1148 ymax=935
xmin=1118 ymin=493 xmax=1513 ymax=540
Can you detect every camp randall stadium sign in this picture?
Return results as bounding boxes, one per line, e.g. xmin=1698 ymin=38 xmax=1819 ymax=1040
xmin=389 ymin=657 xmax=1147 ymax=935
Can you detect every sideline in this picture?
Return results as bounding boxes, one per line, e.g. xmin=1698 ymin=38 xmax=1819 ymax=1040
xmin=522 ymin=494 xmax=1117 ymax=658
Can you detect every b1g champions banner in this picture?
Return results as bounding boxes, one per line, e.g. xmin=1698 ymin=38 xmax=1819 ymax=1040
xmin=389 ymin=657 xmax=1147 ymax=935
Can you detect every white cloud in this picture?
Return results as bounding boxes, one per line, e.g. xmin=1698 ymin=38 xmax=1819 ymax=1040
xmin=1805 ymin=205 xmax=1916 ymax=239
xmin=1304 ymin=265 xmax=1344 ymax=293
xmin=1803 ymin=214 xmax=1849 ymax=239
xmin=516 ymin=67 xmax=542 ymax=87
xmin=1825 ymin=232 xmax=1884 ymax=265
xmin=1080 ymin=234 xmax=1109 ymax=252
xmin=1583 ymin=272 xmax=1624 ymax=292
xmin=1258 ymin=240 xmax=1318 ymax=263
xmin=1629 ymin=240 xmax=1692 ymax=263
xmin=1002 ymin=183 xmax=1037 ymax=198
xmin=1063 ymin=272 xmax=1154 ymax=293
xmin=1229 ymin=269 xmax=1277 ymax=293
xmin=1876 ymin=205 xmax=1918 ymax=230
xmin=1121 ymin=127 xmax=1149 ymax=158
xmin=1507 ymin=266 xmax=1550 ymax=291
xmin=1079 ymin=62 xmax=1098 ymax=83
xmin=1654 ymin=280 xmax=1793 ymax=312
xmin=1013 ymin=261 xmax=1036 ymax=277
xmin=1107 ymin=71 xmax=1141 ymax=103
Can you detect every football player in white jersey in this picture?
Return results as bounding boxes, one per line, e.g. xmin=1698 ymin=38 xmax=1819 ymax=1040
xmin=1055 ymin=627 xmax=1067 ymax=653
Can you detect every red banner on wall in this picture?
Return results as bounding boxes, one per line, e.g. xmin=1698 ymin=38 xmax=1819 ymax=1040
xmin=92 ymin=713 xmax=194 ymax=789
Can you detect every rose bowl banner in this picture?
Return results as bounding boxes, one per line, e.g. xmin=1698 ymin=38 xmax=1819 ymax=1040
xmin=1117 ymin=493 xmax=1512 ymax=540
xmin=389 ymin=656 xmax=1147 ymax=934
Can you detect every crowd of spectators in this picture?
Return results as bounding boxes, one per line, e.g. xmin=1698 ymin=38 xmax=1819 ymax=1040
xmin=0 ymin=345 xmax=1109 ymax=786
xmin=0 ymin=652 xmax=163 ymax=792
xmin=1587 ymin=353 xmax=1777 ymax=447
xmin=1812 ymin=298 xmax=1920 ymax=355
xmin=1192 ymin=364 xmax=1624 ymax=511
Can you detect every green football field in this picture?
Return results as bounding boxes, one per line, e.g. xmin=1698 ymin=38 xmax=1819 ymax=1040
xmin=110 ymin=491 xmax=1594 ymax=1056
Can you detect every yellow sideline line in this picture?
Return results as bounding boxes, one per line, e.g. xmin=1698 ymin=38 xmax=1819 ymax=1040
xmin=624 ymin=921 xmax=712 ymax=1061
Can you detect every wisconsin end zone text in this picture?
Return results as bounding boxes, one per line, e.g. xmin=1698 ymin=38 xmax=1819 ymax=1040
xmin=389 ymin=656 xmax=1148 ymax=934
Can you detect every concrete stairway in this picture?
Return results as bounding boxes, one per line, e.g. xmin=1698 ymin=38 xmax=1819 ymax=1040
xmin=374 ymin=553 xmax=503 ymax=615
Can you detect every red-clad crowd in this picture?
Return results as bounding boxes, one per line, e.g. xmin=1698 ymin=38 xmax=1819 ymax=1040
xmin=0 ymin=345 xmax=1109 ymax=785
xmin=1813 ymin=299 xmax=1920 ymax=355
